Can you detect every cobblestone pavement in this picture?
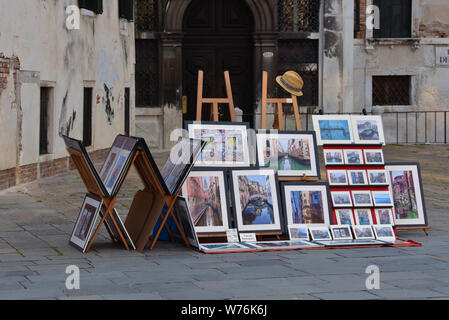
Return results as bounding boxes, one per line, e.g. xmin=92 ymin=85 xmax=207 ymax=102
xmin=0 ymin=145 xmax=448 ymax=300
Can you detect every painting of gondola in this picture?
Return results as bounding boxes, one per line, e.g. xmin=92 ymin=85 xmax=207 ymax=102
xmin=344 ymin=149 xmax=364 ymax=165
xmin=351 ymin=115 xmax=385 ymax=145
xmin=312 ymin=115 xmax=354 ymax=145
xmin=230 ymin=169 xmax=282 ymax=233
xmin=181 ymin=169 xmax=231 ymax=234
xmin=256 ymin=131 xmax=320 ymax=178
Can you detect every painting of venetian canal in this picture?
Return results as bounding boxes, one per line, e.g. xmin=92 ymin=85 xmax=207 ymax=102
xmin=257 ymin=133 xmax=318 ymax=177
xmin=290 ymin=190 xmax=325 ymax=224
xmin=238 ymin=175 xmax=275 ymax=225
xmin=389 ymin=170 xmax=419 ymax=219
xmin=318 ymin=120 xmax=351 ymax=141
xmin=182 ymin=171 xmax=229 ymax=233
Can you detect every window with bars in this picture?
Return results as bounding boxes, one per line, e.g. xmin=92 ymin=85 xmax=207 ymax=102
xmin=79 ymin=0 xmax=103 ymax=14
xmin=83 ymin=88 xmax=93 ymax=147
xmin=372 ymin=76 xmax=411 ymax=106
xmin=277 ymin=39 xmax=319 ymax=107
xmin=374 ymin=0 xmax=412 ymax=38
xmin=278 ymin=0 xmax=321 ymax=33
xmin=135 ymin=0 xmax=158 ymax=32
xmin=119 ymin=0 xmax=134 ymax=21
xmin=135 ymin=40 xmax=159 ymax=107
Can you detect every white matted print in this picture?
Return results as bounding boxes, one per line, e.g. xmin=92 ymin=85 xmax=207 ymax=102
xmin=352 ymin=190 xmax=373 ymax=207
xmin=312 ymin=115 xmax=354 ymax=145
xmin=344 ymin=149 xmax=364 ymax=165
xmin=375 ymin=208 xmax=395 ymax=225
xmin=283 ymin=184 xmax=332 ymax=227
xmin=70 ymin=194 xmax=103 ymax=252
xmin=231 ymin=169 xmax=282 ymax=232
xmin=182 ymin=170 xmax=230 ymax=234
xmin=351 ymin=115 xmax=385 ymax=145
xmin=331 ymin=191 xmax=353 ymax=207
xmin=372 ymin=225 xmax=396 ymax=242
xmin=354 ymin=209 xmax=373 ymax=225
xmin=348 ymin=170 xmax=368 ymax=185
xmin=372 ymin=190 xmax=394 ymax=207
xmin=256 ymin=131 xmax=319 ymax=178
xmin=324 ymin=149 xmax=345 ymax=165
xmin=352 ymin=225 xmax=375 ymax=240
xmin=327 ymin=170 xmax=348 ymax=186
xmin=187 ymin=122 xmax=250 ymax=167
xmin=367 ymin=170 xmax=389 ymax=185
xmin=309 ymin=226 xmax=332 ymax=241
xmin=330 ymin=225 xmax=353 ymax=240
xmin=335 ymin=209 xmax=355 ymax=225
xmin=364 ymin=149 xmax=384 ymax=165
xmin=288 ymin=225 xmax=310 ymax=240
xmin=385 ymin=164 xmax=427 ymax=227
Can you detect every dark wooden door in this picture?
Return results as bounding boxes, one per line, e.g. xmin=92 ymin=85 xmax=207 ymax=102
xmin=183 ymin=0 xmax=254 ymax=124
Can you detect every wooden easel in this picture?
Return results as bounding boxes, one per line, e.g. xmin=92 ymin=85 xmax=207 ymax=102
xmin=261 ymin=71 xmax=302 ymax=131
xmin=126 ymin=151 xmax=191 ymax=252
xmin=395 ymin=226 xmax=430 ymax=236
xmin=196 ymin=70 xmax=236 ymax=122
xmin=66 ymin=147 xmax=132 ymax=253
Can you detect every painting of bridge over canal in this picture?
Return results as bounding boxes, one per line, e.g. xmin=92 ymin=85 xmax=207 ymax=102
xmin=256 ymin=132 xmax=319 ymax=177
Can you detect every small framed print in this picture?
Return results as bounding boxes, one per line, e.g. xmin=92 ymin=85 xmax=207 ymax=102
xmin=100 ymin=207 xmax=135 ymax=250
xmin=348 ymin=170 xmax=368 ymax=186
xmin=354 ymin=209 xmax=373 ymax=225
xmin=330 ymin=225 xmax=353 ymax=240
xmin=352 ymin=225 xmax=375 ymax=240
xmin=288 ymin=225 xmax=310 ymax=241
xmin=309 ymin=226 xmax=332 ymax=241
xmin=327 ymin=170 xmax=348 ymax=186
xmin=372 ymin=225 xmax=396 ymax=242
xmin=364 ymin=149 xmax=384 ymax=165
xmin=312 ymin=115 xmax=354 ymax=145
xmin=372 ymin=191 xmax=393 ymax=207
xmin=331 ymin=191 xmax=353 ymax=207
xmin=351 ymin=115 xmax=385 ymax=145
xmin=343 ymin=149 xmax=364 ymax=165
xmin=335 ymin=209 xmax=355 ymax=225
xmin=324 ymin=149 xmax=345 ymax=165
xmin=70 ymin=194 xmax=103 ymax=252
xmin=367 ymin=170 xmax=389 ymax=185
xmin=174 ymin=196 xmax=200 ymax=249
xmin=375 ymin=208 xmax=395 ymax=225
xmin=352 ymin=190 xmax=373 ymax=207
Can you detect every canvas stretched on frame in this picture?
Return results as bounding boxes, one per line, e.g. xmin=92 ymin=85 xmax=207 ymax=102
xmin=385 ymin=163 xmax=428 ymax=227
xmin=256 ymin=131 xmax=320 ymax=178
xmin=312 ymin=115 xmax=354 ymax=145
xmin=181 ymin=169 xmax=232 ymax=234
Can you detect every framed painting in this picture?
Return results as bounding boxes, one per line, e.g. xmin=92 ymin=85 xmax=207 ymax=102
xmin=372 ymin=191 xmax=394 ymax=207
xmin=309 ymin=226 xmax=332 ymax=241
xmin=312 ymin=115 xmax=354 ymax=145
xmin=348 ymin=170 xmax=368 ymax=186
xmin=352 ymin=190 xmax=373 ymax=207
xmin=186 ymin=121 xmax=251 ymax=167
xmin=352 ymin=225 xmax=375 ymax=240
xmin=256 ymin=131 xmax=320 ymax=178
xmin=385 ymin=163 xmax=428 ymax=227
xmin=354 ymin=209 xmax=373 ymax=225
xmin=375 ymin=208 xmax=395 ymax=225
xmin=331 ymin=191 xmax=353 ymax=207
xmin=364 ymin=149 xmax=384 ymax=165
xmin=324 ymin=149 xmax=345 ymax=165
xmin=181 ymin=169 xmax=231 ymax=234
xmin=280 ymin=182 xmax=333 ymax=227
xmin=372 ymin=225 xmax=396 ymax=242
xmin=351 ymin=115 xmax=385 ymax=145
xmin=174 ymin=196 xmax=200 ymax=248
xmin=69 ymin=194 xmax=103 ymax=252
xmin=327 ymin=170 xmax=348 ymax=186
xmin=288 ymin=225 xmax=310 ymax=241
xmin=367 ymin=170 xmax=389 ymax=185
xmin=343 ymin=149 xmax=364 ymax=165
xmin=230 ymin=168 xmax=282 ymax=233
xmin=335 ymin=209 xmax=355 ymax=225
xmin=330 ymin=225 xmax=353 ymax=240
xmin=99 ymin=207 xmax=135 ymax=250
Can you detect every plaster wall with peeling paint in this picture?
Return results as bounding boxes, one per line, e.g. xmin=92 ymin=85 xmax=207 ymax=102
xmin=0 ymin=0 xmax=135 ymax=172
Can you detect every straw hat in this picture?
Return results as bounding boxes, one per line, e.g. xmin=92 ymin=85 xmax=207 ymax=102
xmin=276 ymin=71 xmax=304 ymax=96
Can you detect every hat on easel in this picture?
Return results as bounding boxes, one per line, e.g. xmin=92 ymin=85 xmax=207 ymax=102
xmin=276 ymin=70 xmax=304 ymax=97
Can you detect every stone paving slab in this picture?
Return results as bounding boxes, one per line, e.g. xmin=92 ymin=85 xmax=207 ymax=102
xmin=0 ymin=145 xmax=448 ymax=300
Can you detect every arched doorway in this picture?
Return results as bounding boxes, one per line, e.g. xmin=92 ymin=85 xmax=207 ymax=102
xmin=182 ymin=0 xmax=255 ymax=124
